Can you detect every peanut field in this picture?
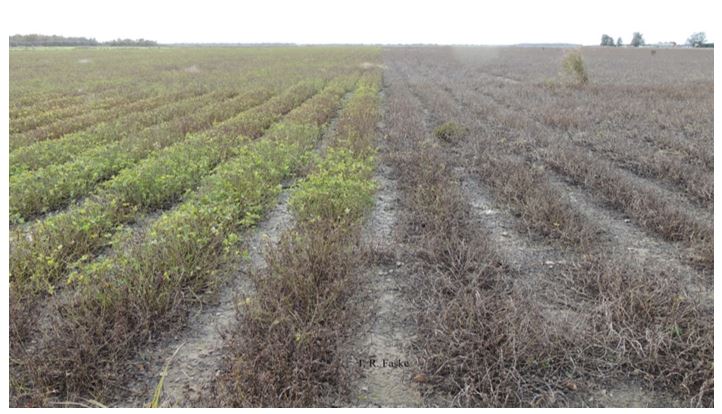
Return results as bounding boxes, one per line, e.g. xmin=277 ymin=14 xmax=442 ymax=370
xmin=8 ymin=46 xmax=713 ymax=407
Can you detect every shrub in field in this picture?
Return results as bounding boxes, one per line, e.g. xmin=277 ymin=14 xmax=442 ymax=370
xmin=561 ymin=50 xmax=588 ymax=85
xmin=433 ymin=121 xmax=466 ymax=142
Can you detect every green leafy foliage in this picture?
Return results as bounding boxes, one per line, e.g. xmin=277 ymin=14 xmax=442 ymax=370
xmin=9 ymin=47 xmax=382 ymax=405
xmin=211 ymin=66 xmax=383 ymax=408
xmin=561 ymin=50 xmax=589 ymax=85
xmin=9 ymin=89 xmax=276 ymax=221
xmin=9 ymin=89 xmax=226 ymax=175
xmin=290 ymin=149 xmax=376 ymax=224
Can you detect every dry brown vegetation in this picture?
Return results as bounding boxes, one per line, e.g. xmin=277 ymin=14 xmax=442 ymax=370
xmin=9 ymin=47 xmax=381 ymax=407
xmin=209 ymin=75 xmax=381 ymax=407
xmin=9 ymin=45 xmax=713 ymax=408
xmin=382 ymin=46 xmax=713 ymax=407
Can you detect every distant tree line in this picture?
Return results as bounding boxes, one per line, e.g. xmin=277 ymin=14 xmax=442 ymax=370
xmin=600 ymin=31 xmax=712 ymax=48
xmin=104 ymin=38 xmax=158 ymax=47
xmin=600 ymin=32 xmax=645 ymax=47
xmin=686 ymin=32 xmax=713 ymax=48
xmin=10 ymin=34 xmax=99 ymax=47
xmin=10 ymin=34 xmax=158 ymax=47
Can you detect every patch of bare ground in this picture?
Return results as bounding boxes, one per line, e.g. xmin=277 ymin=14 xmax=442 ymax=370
xmin=346 ymin=117 xmax=423 ymax=407
xmin=113 ymin=189 xmax=294 ymax=407
xmin=567 ymin=380 xmax=682 ymax=408
xmin=183 ymin=65 xmax=200 ymax=73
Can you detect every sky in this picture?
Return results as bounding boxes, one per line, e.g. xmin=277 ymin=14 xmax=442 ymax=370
xmin=4 ymin=0 xmax=718 ymax=45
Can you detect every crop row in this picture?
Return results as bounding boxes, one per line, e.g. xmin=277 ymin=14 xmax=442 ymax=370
xmin=10 ymin=88 xmax=178 ymax=134
xmin=9 ymin=46 xmax=377 ymax=110
xmin=500 ymin=82 xmax=715 ymax=207
xmin=568 ymin=132 xmax=713 ymax=207
xmin=10 ymin=90 xmax=89 ymax=118
xmin=10 ymin=91 xmax=180 ymax=151
xmin=542 ymin=142 xmax=713 ymax=270
xmin=403 ymin=54 xmax=713 ymax=213
xmin=383 ymin=48 xmax=713 ymax=407
xmin=11 ymin=65 xmax=226 ymax=121
xmin=9 ymin=75 xmax=219 ymax=129
xmin=10 ymin=79 xmax=326 ymax=297
xmin=212 ymin=72 xmax=381 ymax=407
xmin=10 ymin=75 xmax=145 ymax=113
xmin=472 ymin=119 xmax=714 ymax=407
xmin=11 ymin=90 xmax=93 ymax=118
xmin=9 ymin=89 xmax=232 ymax=175
xmin=13 ymin=74 xmax=359 ymax=402
xmin=12 ymin=95 xmax=118 ymax=133
xmin=398 ymin=56 xmax=713 ymax=271
xmin=446 ymin=52 xmax=713 ymax=169
xmin=384 ymin=61 xmax=585 ymax=406
xmin=9 ymin=88 xmax=275 ymax=222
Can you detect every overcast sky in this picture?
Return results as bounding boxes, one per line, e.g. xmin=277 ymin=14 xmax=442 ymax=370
xmin=5 ymin=0 xmax=717 ymax=45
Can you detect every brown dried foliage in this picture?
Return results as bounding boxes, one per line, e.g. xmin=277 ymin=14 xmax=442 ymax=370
xmin=210 ymin=220 xmax=367 ymax=407
xmin=383 ymin=47 xmax=713 ymax=407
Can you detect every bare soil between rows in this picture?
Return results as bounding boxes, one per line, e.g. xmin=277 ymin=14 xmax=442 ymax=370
xmin=115 ymin=189 xmax=294 ymax=407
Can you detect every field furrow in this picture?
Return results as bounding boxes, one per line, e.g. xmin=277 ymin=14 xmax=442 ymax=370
xmin=8 ymin=89 xmax=233 ymax=175
xmin=395 ymin=54 xmax=713 ymax=271
xmin=10 ymin=79 xmax=326 ymax=299
xmin=209 ymin=73 xmax=381 ymax=407
xmin=9 ymin=87 xmax=277 ymax=222
xmin=116 ymin=76 xmax=359 ymax=407
xmin=9 ymin=45 xmax=712 ymax=408
xmin=11 ymin=74 xmax=363 ymax=405
xmin=381 ymin=47 xmax=713 ymax=408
